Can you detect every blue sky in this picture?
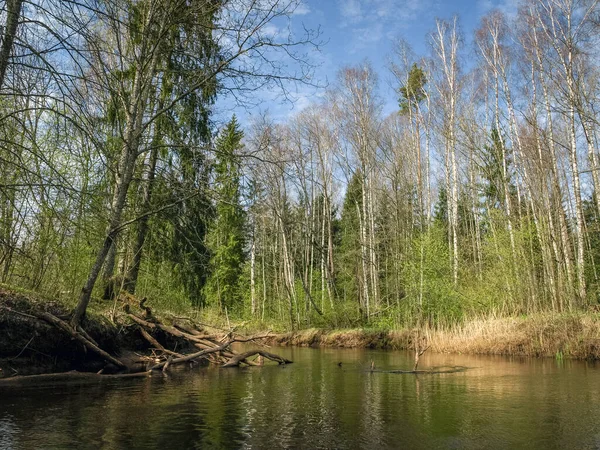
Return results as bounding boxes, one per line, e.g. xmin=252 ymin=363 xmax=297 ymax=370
xmin=216 ymin=0 xmax=520 ymax=125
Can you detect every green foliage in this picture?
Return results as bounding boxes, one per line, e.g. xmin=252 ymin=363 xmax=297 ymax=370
xmin=398 ymin=63 xmax=427 ymax=115
xmin=479 ymin=128 xmax=517 ymax=214
xmin=433 ymin=185 xmax=448 ymax=228
xmin=481 ymin=128 xmax=505 ymax=209
xmin=3 ymin=2 xmax=599 ymax=335
xmin=401 ymin=225 xmax=463 ymax=327
xmin=337 ymin=171 xmax=363 ymax=312
xmin=171 ymin=193 xmax=213 ymax=307
xmin=204 ymin=116 xmax=247 ymax=312
xmin=583 ymin=193 xmax=600 ymax=298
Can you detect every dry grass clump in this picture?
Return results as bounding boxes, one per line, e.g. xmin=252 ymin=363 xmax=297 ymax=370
xmin=429 ymin=313 xmax=600 ymax=359
xmin=269 ymin=313 xmax=600 ymax=359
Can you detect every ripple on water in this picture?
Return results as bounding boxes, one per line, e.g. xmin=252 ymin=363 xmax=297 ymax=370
xmin=2 ymin=350 xmax=600 ymax=449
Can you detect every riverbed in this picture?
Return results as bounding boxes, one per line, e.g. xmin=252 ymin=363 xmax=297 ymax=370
xmin=1 ymin=346 xmax=600 ymax=449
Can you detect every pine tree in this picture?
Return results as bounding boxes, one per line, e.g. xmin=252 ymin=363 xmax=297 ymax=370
xmin=398 ymin=63 xmax=427 ymax=115
xmin=205 ymin=116 xmax=246 ymax=313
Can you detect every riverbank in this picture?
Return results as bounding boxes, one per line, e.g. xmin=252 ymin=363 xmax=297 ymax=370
xmin=267 ymin=313 xmax=600 ymax=359
xmin=3 ymin=284 xmax=600 ymax=378
xmin=0 ymin=286 xmax=149 ymax=377
xmin=0 ymin=286 xmax=283 ymax=380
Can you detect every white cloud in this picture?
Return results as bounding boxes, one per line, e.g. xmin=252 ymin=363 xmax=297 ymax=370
xmin=338 ymin=0 xmax=364 ymax=26
xmin=261 ymin=23 xmax=285 ymax=39
xmin=353 ymin=22 xmax=384 ymax=49
xmin=337 ymin=0 xmax=434 ymax=52
xmin=477 ymin=0 xmax=494 ymax=13
xmin=476 ymin=0 xmax=519 ymax=18
xmin=498 ymin=0 xmax=519 ymax=18
xmin=339 ymin=0 xmax=433 ymax=25
xmin=293 ymin=1 xmax=311 ymax=15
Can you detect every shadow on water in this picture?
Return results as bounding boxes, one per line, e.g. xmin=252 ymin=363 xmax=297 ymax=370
xmin=1 ymin=346 xmax=600 ymax=449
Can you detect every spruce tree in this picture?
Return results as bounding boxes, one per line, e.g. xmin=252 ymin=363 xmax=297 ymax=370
xmin=338 ymin=171 xmax=365 ymax=316
xmin=205 ymin=116 xmax=246 ymax=312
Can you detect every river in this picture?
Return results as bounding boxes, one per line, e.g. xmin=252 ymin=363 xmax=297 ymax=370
xmin=1 ymin=346 xmax=600 ymax=449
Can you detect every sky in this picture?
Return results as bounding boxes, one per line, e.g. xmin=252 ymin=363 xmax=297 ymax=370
xmin=215 ymin=0 xmax=521 ymax=126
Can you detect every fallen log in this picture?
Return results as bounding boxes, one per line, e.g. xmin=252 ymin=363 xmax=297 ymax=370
xmin=162 ymin=356 xmax=173 ymax=373
xmin=138 ymin=327 xmax=183 ymax=358
xmin=1 ymin=289 xmax=287 ymax=378
xmin=192 ymin=343 xmax=229 ymax=364
xmin=173 ymin=323 xmax=210 ymax=339
xmin=77 ymin=326 xmax=99 ymax=347
xmin=0 ymin=370 xmax=152 ymax=385
xmin=126 ymin=311 xmax=202 ymax=343
xmin=128 ymin=312 xmax=232 ymax=364
xmin=148 ymin=341 xmax=232 ymax=371
xmin=35 ymin=311 xmax=126 ymax=369
xmin=147 ymin=333 xmax=278 ymax=371
xmin=369 ymin=366 xmax=469 ymax=374
xmin=222 ymin=350 xmax=292 ymax=367
xmin=128 ymin=310 xmax=276 ymax=366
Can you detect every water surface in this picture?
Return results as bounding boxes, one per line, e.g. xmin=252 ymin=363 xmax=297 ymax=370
xmin=1 ymin=346 xmax=600 ymax=449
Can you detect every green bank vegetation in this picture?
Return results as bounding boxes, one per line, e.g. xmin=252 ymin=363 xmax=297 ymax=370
xmin=1 ymin=0 xmax=600 ymax=358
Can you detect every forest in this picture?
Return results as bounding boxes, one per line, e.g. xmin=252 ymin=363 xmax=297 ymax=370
xmin=1 ymin=0 xmax=600 ymax=335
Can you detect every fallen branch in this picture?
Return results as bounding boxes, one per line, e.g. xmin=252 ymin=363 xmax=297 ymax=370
xmin=147 ymin=334 xmax=278 ymax=371
xmin=412 ymin=332 xmax=430 ymax=371
xmin=162 ymin=356 xmax=173 ymax=373
xmin=138 ymin=327 xmax=183 ymax=358
xmin=8 ymin=335 xmax=34 ymax=361
xmin=35 ymin=311 xmax=126 ymax=369
xmin=128 ymin=311 xmax=232 ymax=365
xmin=77 ymin=326 xmax=99 ymax=347
xmin=148 ymin=341 xmax=232 ymax=371
xmin=129 ymin=312 xmax=235 ymax=363
xmin=126 ymin=311 xmax=200 ymax=342
xmin=173 ymin=323 xmax=211 ymax=340
xmin=222 ymin=350 xmax=292 ymax=368
xmin=414 ymin=344 xmax=430 ymax=371
xmin=0 ymin=305 xmax=37 ymax=320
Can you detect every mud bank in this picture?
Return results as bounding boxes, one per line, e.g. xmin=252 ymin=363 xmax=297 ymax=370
xmin=0 ymin=286 xmax=289 ymax=381
xmin=0 ymin=287 xmax=157 ymax=377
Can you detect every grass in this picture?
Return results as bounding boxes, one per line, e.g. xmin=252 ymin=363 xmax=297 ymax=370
xmin=2 ymin=282 xmax=600 ymax=360
xmin=266 ymin=312 xmax=600 ymax=359
xmin=429 ymin=312 xmax=600 ymax=359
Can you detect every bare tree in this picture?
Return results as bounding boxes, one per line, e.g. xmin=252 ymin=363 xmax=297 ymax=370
xmin=431 ymin=17 xmax=461 ymax=285
xmin=331 ymin=63 xmax=382 ymax=315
